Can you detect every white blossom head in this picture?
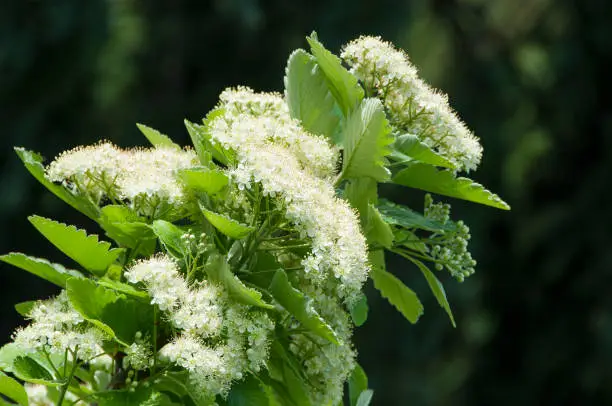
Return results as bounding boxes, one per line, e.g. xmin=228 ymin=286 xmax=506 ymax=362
xmin=341 ymin=35 xmax=483 ymax=171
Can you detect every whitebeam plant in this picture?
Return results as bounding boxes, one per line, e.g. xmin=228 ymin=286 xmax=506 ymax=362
xmin=0 ymin=33 xmax=509 ymax=406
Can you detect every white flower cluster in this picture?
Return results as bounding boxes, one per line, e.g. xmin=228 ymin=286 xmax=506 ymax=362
xmin=289 ymin=282 xmax=356 ymax=405
xmin=209 ymin=88 xmax=369 ymax=305
xmin=127 ymin=255 xmax=274 ymax=398
xmin=125 ymin=255 xmax=223 ymax=336
xmin=341 ymin=36 xmax=483 ymax=172
xmin=215 ymin=87 xmax=338 ymax=178
xmin=13 ymin=291 xmax=104 ymax=361
xmin=46 ymin=143 xmax=198 ymax=217
xmin=424 ymin=194 xmax=476 ymax=282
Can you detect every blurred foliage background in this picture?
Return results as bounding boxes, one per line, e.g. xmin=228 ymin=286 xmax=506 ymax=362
xmin=1 ymin=0 xmax=610 ymax=404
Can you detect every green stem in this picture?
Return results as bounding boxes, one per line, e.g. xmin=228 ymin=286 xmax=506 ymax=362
xmin=57 ymin=349 xmax=80 ymax=406
xmin=152 ymin=306 xmax=158 ymax=375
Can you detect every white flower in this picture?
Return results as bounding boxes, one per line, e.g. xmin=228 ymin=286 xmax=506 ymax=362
xmin=341 ymin=35 xmax=482 ymax=171
xmin=208 ymin=92 xmax=369 ymax=305
xmin=170 ymin=284 xmax=224 ymax=337
xmin=289 ymin=282 xmax=356 ymax=405
xmin=45 ymin=144 xmax=198 ymax=216
xmin=125 ymin=255 xmax=189 ymax=311
xmin=12 ymin=291 xmax=105 ymax=361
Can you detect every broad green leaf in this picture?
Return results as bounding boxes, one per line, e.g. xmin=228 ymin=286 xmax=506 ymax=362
xmin=349 ymin=294 xmax=368 ymax=327
xmin=12 ymin=356 xmax=55 ymax=385
xmin=98 ymin=205 xmax=156 ymax=254
xmin=136 ymin=123 xmax=180 ymax=149
xmin=285 ymin=49 xmax=341 ymax=141
xmin=227 ymin=375 xmax=271 ymax=406
xmin=154 ymin=371 xmax=209 ymax=406
xmin=151 ymin=220 xmax=186 ymax=258
xmin=356 ymin=390 xmax=374 ymax=406
xmin=370 ymin=253 xmax=423 ymax=324
xmin=0 ymin=344 xmax=63 ymax=377
xmin=407 ymin=257 xmax=456 ymax=327
xmin=184 ymin=119 xmax=212 ymax=167
xmin=342 ymin=98 xmax=393 ymax=182
xmin=344 ymin=177 xmax=378 ymax=225
xmin=365 ymin=205 xmax=394 ymax=248
xmin=307 ymin=33 xmax=364 ymax=117
xmin=349 ymin=364 xmax=368 ymax=406
xmin=201 ymin=208 xmax=254 ymax=240
xmin=268 ymin=341 xmax=310 ymax=406
xmin=14 ymin=148 xmax=99 ymax=220
xmin=186 ymin=114 xmax=235 ymax=166
xmin=0 ymin=253 xmax=84 ymax=287
xmin=66 ymin=278 xmax=154 ymax=344
xmin=393 ymin=134 xmax=455 ymax=168
xmin=393 ymin=229 xmax=428 ymax=253
xmin=28 ymin=216 xmax=123 ymax=276
xmin=97 ymin=278 xmax=149 ymax=301
xmin=393 ymin=162 xmax=510 ymax=210
xmin=0 ymin=371 xmax=28 ymax=406
xmin=94 ymin=387 xmax=175 ymax=406
xmin=14 ymin=301 xmax=36 ymax=317
xmin=178 ymin=168 xmax=228 ymax=196
xmin=203 ymin=254 xmax=273 ymax=309
xmin=377 ymin=198 xmax=456 ymax=232
xmin=369 ymin=249 xmax=387 ymax=274
xmin=269 ymin=270 xmax=339 ymax=344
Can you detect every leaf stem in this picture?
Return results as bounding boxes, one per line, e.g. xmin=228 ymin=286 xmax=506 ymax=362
xmin=57 ymin=348 xmax=79 ymax=406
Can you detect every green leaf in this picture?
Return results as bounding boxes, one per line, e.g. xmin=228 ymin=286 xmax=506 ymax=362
xmin=186 ymin=114 xmax=235 ymax=166
xmin=356 ymin=390 xmax=374 ymax=406
xmin=349 ymin=364 xmax=368 ymax=406
xmin=365 ymin=205 xmax=394 ymax=248
xmin=98 ymin=205 xmax=157 ymax=255
xmin=267 ymin=341 xmax=310 ymax=406
xmin=377 ymin=198 xmax=456 ymax=232
xmin=0 ymin=253 xmax=84 ymax=287
xmin=66 ymin=278 xmax=154 ymax=344
xmin=154 ymin=371 xmax=209 ymax=406
xmin=393 ymin=134 xmax=455 ymax=168
xmin=14 ymin=301 xmax=36 ymax=317
xmin=28 ymin=216 xmax=123 ymax=276
xmin=344 ymin=177 xmax=378 ymax=225
xmin=269 ymin=270 xmax=339 ymax=344
xmin=136 ymin=123 xmax=180 ymax=149
xmin=12 ymin=356 xmax=55 ymax=385
xmin=342 ymin=98 xmax=393 ymax=182
xmin=97 ymin=278 xmax=149 ymax=301
xmin=0 ymin=344 xmax=63 ymax=377
xmin=406 ymin=256 xmax=456 ymax=327
xmin=178 ymin=168 xmax=228 ymax=196
xmin=227 ymin=375 xmax=271 ymax=406
xmin=14 ymin=148 xmax=99 ymax=220
xmin=150 ymin=220 xmax=186 ymax=258
xmin=94 ymin=386 xmax=176 ymax=406
xmin=370 ymin=252 xmax=423 ymax=324
xmin=203 ymin=254 xmax=273 ymax=310
xmin=285 ymin=49 xmax=341 ymax=141
xmin=393 ymin=162 xmax=510 ymax=210
xmin=0 ymin=371 xmax=28 ymax=406
xmin=201 ymin=208 xmax=254 ymax=240
xmin=349 ymin=294 xmax=368 ymax=327
xmin=307 ymin=33 xmax=364 ymax=117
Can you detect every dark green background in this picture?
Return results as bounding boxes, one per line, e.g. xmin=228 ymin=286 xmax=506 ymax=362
xmin=1 ymin=0 xmax=610 ymax=404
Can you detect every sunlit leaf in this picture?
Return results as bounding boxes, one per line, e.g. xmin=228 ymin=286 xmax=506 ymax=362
xmin=393 ymin=162 xmax=510 ymax=210
xmin=0 ymin=253 xmax=84 ymax=287
xmin=269 ymin=270 xmax=339 ymax=344
xmin=29 ymin=216 xmax=123 ymax=276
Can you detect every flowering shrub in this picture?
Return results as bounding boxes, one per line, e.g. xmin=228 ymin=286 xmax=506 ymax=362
xmin=0 ymin=33 xmax=508 ymax=405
